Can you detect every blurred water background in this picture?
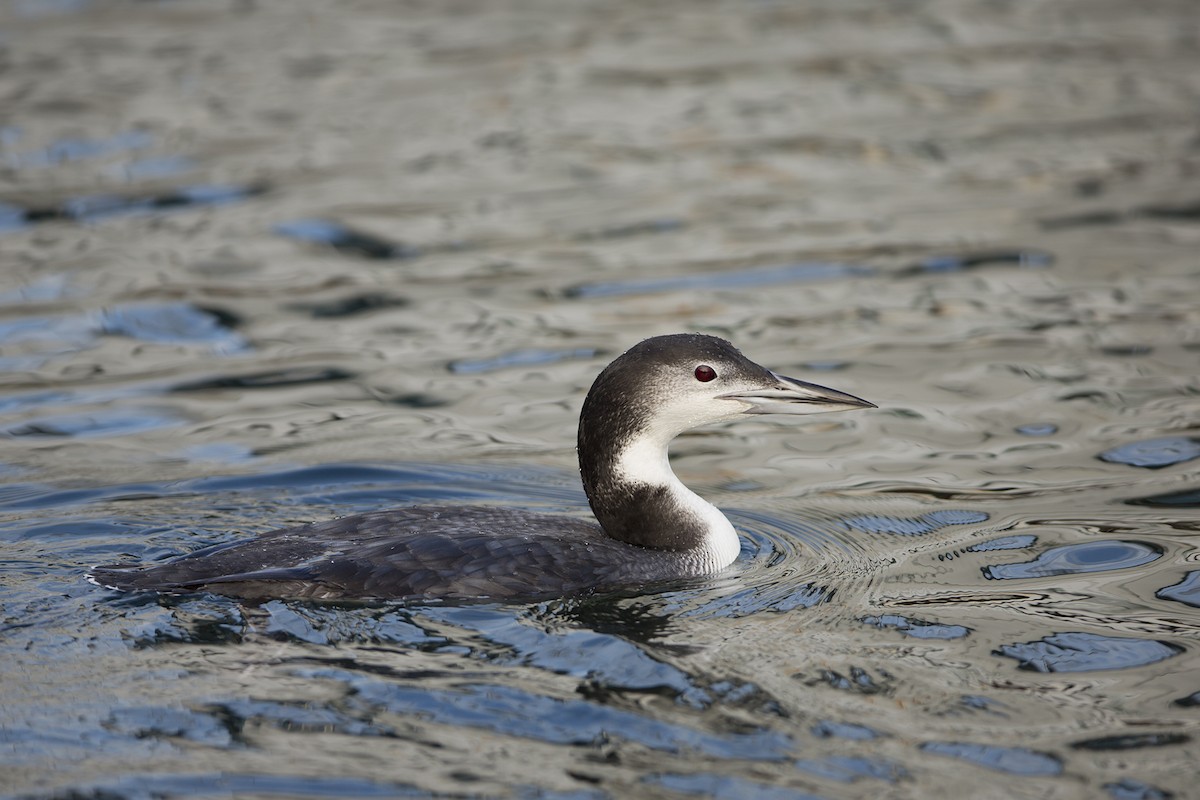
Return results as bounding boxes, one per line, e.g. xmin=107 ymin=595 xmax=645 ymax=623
xmin=1 ymin=1 xmax=1198 ymax=798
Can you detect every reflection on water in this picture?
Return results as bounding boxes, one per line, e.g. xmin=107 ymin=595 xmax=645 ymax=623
xmin=1158 ymin=572 xmax=1200 ymax=608
xmin=860 ymin=614 xmax=970 ymax=640
xmin=1 ymin=184 xmax=266 ymax=232
xmin=565 ymin=261 xmax=873 ymax=299
xmin=1100 ymin=437 xmax=1200 ymax=469
xmin=274 ymin=219 xmax=420 ymax=260
xmin=3 ymin=0 xmax=1200 ymax=798
xmin=566 ymin=250 xmax=1053 ymax=299
xmin=983 ymin=539 xmax=1162 ymax=580
xmin=995 ymin=632 xmax=1183 ymax=673
xmin=449 ymin=346 xmax=598 ymax=375
xmin=919 ymin=742 xmax=1062 ymax=777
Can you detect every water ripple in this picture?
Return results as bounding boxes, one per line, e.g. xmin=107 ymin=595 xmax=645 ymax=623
xmin=99 ymin=303 xmax=246 ymax=353
xmin=303 ymin=667 xmax=793 ymax=760
xmin=1072 ymin=732 xmax=1190 ymax=751
xmin=861 ymin=614 xmax=971 ymax=640
xmin=994 ymin=632 xmax=1183 ymax=672
xmin=919 ymin=741 xmax=1062 ymax=776
xmin=565 ymin=261 xmax=872 ymax=299
xmin=1103 ymin=778 xmax=1176 ymax=800
xmin=6 ymin=129 xmax=153 ymax=168
xmin=1126 ymin=487 xmax=1200 ymax=508
xmin=2 ymin=408 xmax=181 ymax=439
xmin=842 ymin=509 xmax=989 ymax=537
xmin=274 ymin=218 xmax=420 ymax=259
xmin=1098 ymin=437 xmax=1200 ymax=469
xmin=1156 ymin=571 xmax=1200 ymax=608
xmin=104 ymin=705 xmax=234 ymax=747
xmin=0 ymin=302 xmax=245 ymax=362
xmin=967 ymin=534 xmax=1037 ymax=552
xmin=669 ymin=506 xmax=879 ymax=619
xmin=449 ymin=347 xmax=598 ymax=374
xmin=646 ymin=773 xmax=821 ymax=800
xmin=795 ymin=754 xmax=909 ymax=784
xmin=983 ymin=540 xmax=1162 ymax=580
xmin=16 ymin=773 xmax=430 ymax=799
xmin=812 ymin=720 xmax=883 ymax=740
xmin=2 ymin=184 xmax=266 ymax=231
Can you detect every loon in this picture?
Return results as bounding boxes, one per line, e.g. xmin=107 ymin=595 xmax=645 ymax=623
xmin=89 ymin=334 xmax=874 ymax=602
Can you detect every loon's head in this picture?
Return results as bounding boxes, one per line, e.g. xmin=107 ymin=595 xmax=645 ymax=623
xmin=582 ymin=333 xmax=875 ymax=446
xmin=578 ymin=333 xmax=875 ymax=559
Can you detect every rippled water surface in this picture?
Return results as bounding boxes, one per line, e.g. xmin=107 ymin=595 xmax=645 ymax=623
xmin=2 ymin=1 xmax=1199 ymax=798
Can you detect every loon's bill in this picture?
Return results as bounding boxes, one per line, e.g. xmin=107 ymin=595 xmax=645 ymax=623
xmin=721 ymin=371 xmax=877 ymax=415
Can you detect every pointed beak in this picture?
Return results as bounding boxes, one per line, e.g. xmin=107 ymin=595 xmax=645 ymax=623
xmin=721 ymin=371 xmax=877 ymax=415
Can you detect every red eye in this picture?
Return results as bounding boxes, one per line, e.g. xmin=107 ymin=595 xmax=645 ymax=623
xmin=694 ymin=365 xmax=717 ymax=382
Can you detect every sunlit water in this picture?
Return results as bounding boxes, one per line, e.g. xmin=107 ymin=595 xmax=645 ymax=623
xmin=2 ymin=1 xmax=1199 ymax=798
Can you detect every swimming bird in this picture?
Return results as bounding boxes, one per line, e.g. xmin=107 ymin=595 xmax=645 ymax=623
xmin=89 ymin=334 xmax=874 ymax=602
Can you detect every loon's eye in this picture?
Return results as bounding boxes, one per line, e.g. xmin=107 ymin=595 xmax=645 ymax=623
xmin=694 ymin=365 xmax=717 ymax=382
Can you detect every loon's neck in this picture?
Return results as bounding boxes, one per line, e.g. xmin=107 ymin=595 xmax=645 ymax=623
xmin=577 ymin=411 xmax=741 ymax=571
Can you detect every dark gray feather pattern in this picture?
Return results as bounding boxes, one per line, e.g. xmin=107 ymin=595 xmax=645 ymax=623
xmin=90 ymin=506 xmax=701 ymax=602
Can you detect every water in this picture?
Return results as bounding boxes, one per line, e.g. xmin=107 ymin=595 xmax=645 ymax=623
xmin=2 ymin=0 xmax=1199 ymax=798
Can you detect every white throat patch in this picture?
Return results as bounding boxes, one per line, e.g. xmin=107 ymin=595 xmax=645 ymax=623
xmin=614 ymin=433 xmax=741 ymax=571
